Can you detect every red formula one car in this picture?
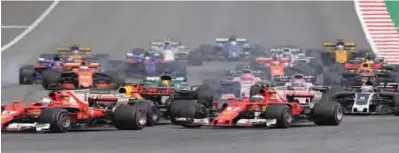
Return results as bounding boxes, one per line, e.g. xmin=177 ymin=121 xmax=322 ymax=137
xmin=1 ymin=90 xmax=147 ymax=133
xmin=169 ymin=84 xmax=343 ymax=128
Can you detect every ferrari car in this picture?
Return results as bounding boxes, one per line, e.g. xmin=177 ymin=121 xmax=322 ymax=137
xmin=322 ymin=39 xmax=357 ymax=65
xmin=1 ymin=90 xmax=147 ymax=133
xmin=199 ymin=35 xmax=264 ymax=61
xmin=334 ymin=81 xmax=399 ymax=115
xmin=169 ymin=83 xmax=342 ymax=128
xmin=41 ymin=62 xmax=116 ymax=90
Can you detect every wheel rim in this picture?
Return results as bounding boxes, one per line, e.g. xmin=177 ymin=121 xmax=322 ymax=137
xmin=336 ymin=106 xmax=343 ymax=121
xmin=151 ymin=111 xmax=158 ymax=121
xmin=137 ymin=111 xmax=147 ymax=126
xmin=285 ymin=109 xmax=293 ymax=124
xmin=59 ymin=113 xmax=71 ymax=128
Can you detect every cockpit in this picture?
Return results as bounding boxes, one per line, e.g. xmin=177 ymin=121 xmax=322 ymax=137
xmin=270 ymin=61 xmax=280 ymax=66
xmin=159 ymin=75 xmax=172 ymax=87
xmin=79 ymin=66 xmax=89 ymax=71
xmin=52 ymin=61 xmax=62 ymax=67
xmin=358 ymin=69 xmax=371 ymax=73
xmin=293 ymin=74 xmax=304 ymax=79
xmin=250 ymin=95 xmax=265 ymax=102
xmin=240 ymin=73 xmax=254 ymax=81
xmin=144 ymin=56 xmax=151 ymax=60
xmin=241 ymin=69 xmax=252 ymax=74
xmin=336 ymin=45 xmax=344 ymax=50
xmin=361 ymin=85 xmax=374 ymax=92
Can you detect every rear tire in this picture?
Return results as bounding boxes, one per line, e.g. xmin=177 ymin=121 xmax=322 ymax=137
xmin=313 ymin=96 xmax=343 ymax=125
xmin=113 ymin=105 xmax=147 ymax=130
xmin=19 ymin=66 xmax=35 ymax=85
xmin=133 ymin=100 xmax=160 ymax=126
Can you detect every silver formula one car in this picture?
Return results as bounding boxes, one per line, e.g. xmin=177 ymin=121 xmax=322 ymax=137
xmin=334 ymin=81 xmax=399 ymax=115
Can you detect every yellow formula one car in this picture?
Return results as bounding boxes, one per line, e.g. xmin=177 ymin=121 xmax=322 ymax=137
xmin=57 ymin=45 xmax=92 ymax=63
xmin=57 ymin=45 xmax=110 ymax=64
xmin=322 ymin=39 xmax=357 ymax=65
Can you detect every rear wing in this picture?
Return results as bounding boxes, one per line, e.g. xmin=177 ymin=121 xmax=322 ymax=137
xmin=216 ymin=38 xmax=247 ymax=42
xmin=274 ymin=75 xmax=315 ymax=83
xmin=143 ymin=76 xmax=187 ymax=85
xmin=57 ymin=47 xmax=91 ymax=54
xmin=150 ymin=41 xmax=180 ymax=46
xmin=285 ymin=90 xmax=318 ymax=97
xmin=270 ymin=48 xmax=300 ymax=52
xmin=255 ymin=57 xmax=291 ymax=63
xmin=137 ymin=85 xmax=174 ymax=96
xmin=344 ymin=63 xmax=382 ymax=70
xmin=323 ymin=42 xmax=356 ymax=48
xmin=62 ymin=62 xmax=100 ymax=68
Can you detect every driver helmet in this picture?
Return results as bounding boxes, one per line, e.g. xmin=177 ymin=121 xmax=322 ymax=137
xmin=336 ymin=45 xmax=344 ymax=50
xmin=40 ymin=97 xmax=52 ymax=104
xmin=361 ymin=85 xmax=374 ymax=92
xmin=160 ymin=80 xmax=170 ymax=86
xmin=70 ymin=45 xmax=80 ymax=54
xmin=53 ymin=61 xmax=61 ymax=67
xmin=250 ymin=95 xmax=264 ymax=102
xmin=79 ymin=65 xmax=89 ymax=71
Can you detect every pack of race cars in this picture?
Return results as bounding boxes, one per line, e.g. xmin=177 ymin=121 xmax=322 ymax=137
xmin=4 ymin=37 xmax=399 ymax=133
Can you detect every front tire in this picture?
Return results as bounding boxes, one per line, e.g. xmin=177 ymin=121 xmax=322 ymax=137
xmin=38 ymin=108 xmax=71 ymax=133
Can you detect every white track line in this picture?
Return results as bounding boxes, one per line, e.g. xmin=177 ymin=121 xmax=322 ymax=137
xmin=1 ymin=0 xmax=59 ymax=52
xmin=1 ymin=25 xmax=30 ymax=29
xmin=353 ymin=0 xmax=380 ymax=57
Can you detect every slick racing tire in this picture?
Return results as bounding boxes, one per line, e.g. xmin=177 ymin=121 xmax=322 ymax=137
xmin=169 ymin=100 xmax=207 ymax=128
xmin=38 ymin=108 xmax=71 ymax=133
xmin=133 ymin=100 xmax=160 ymax=126
xmin=113 ymin=105 xmax=147 ymax=130
xmin=19 ymin=65 xmax=35 ymax=85
xmin=196 ymin=85 xmax=213 ymax=108
xmin=41 ymin=70 xmax=61 ymax=90
xmin=392 ymin=94 xmax=399 ymax=116
xmin=313 ymin=95 xmax=343 ymax=126
xmin=264 ymin=104 xmax=292 ymax=128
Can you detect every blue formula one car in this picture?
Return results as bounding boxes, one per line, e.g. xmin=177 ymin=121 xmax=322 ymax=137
xmin=125 ymin=50 xmax=164 ymax=78
xmin=198 ymin=35 xmax=265 ymax=61
xmin=19 ymin=56 xmax=67 ymax=85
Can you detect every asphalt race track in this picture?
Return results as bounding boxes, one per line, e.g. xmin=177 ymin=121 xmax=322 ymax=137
xmin=1 ymin=1 xmax=399 ymax=153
